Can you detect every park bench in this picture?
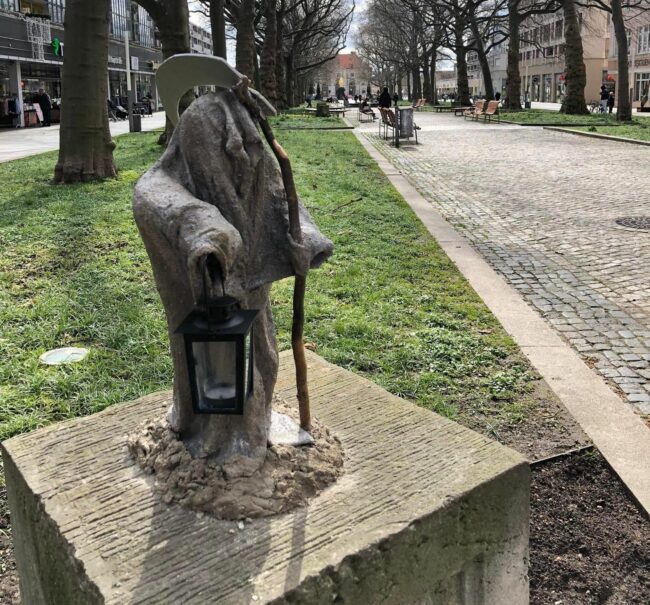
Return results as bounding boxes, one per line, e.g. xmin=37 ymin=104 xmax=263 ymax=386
xmin=481 ymin=100 xmax=500 ymax=122
xmin=463 ymin=100 xmax=484 ymax=119
xmin=379 ymin=107 xmax=396 ymax=139
xmin=413 ymin=98 xmax=426 ymax=111
xmin=357 ymin=106 xmax=374 ymax=122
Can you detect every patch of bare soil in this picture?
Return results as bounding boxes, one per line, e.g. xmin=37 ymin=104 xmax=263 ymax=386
xmin=531 ymin=451 xmax=650 ymax=605
xmin=481 ymin=378 xmax=591 ymax=462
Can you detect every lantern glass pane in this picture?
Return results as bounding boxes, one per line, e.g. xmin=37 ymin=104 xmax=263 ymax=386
xmin=244 ymin=331 xmax=253 ymax=397
xmin=192 ymin=340 xmax=237 ymax=412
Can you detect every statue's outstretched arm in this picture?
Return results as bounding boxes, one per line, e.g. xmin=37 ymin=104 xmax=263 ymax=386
xmin=134 ymin=165 xmax=243 ymax=303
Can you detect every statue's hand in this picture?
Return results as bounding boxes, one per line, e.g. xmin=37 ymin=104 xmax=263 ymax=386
xmin=186 ymin=228 xmax=242 ymax=303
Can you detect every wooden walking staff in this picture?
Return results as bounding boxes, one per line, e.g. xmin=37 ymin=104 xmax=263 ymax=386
xmin=233 ymin=78 xmax=312 ymax=431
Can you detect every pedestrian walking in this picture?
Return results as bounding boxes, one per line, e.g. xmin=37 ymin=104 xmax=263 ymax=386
xmin=392 ymin=91 xmax=399 ymax=106
xmin=600 ymin=85 xmax=608 ymax=113
xmin=607 ymin=91 xmax=615 ymax=114
xmin=378 ymin=87 xmax=391 ymax=108
xmin=36 ymin=88 xmax=51 ymax=126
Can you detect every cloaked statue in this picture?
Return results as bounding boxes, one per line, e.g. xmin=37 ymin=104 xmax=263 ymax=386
xmin=133 ymin=58 xmax=333 ymax=473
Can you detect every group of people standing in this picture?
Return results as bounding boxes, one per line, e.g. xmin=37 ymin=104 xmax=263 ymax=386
xmin=359 ymin=87 xmax=400 ymax=120
xmin=600 ymin=85 xmax=615 ymax=113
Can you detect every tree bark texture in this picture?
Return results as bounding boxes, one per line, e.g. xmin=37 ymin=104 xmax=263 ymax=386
xmin=54 ymin=0 xmax=115 ymax=183
xmin=135 ymin=0 xmax=191 ymax=144
xmin=505 ymin=2 xmax=522 ymax=110
xmin=260 ymin=0 xmax=277 ymax=105
xmin=422 ymin=53 xmax=431 ymax=102
xmin=560 ymin=0 xmax=588 ymax=114
xmin=456 ymin=46 xmax=471 ymax=106
xmin=611 ymin=0 xmax=631 ymax=121
xmin=133 ymin=91 xmax=333 ymax=463
xmin=285 ymin=52 xmax=295 ymax=107
xmin=236 ymin=0 xmax=256 ymax=79
xmin=210 ymin=0 xmax=227 ymax=59
xmin=470 ymin=16 xmax=495 ymax=101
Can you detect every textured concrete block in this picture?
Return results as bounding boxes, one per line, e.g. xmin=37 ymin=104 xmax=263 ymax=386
xmin=2 ymin=351 xmax=529 ymax=604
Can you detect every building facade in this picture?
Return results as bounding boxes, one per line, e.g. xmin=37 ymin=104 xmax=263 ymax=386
xmin=466 ymin=43 xmax=508 ymax=98
xmin=190 ymin=21 xmax=212 ymax=56
xmin=518 ymin=8 xmax=609 ymax=104
xmin=0 ymin=0 xmax=162 ymax=127
xmin=607 ymin=10 xmax=650 ymax=108
xmin=435 ymin=69 xmax=457 ymax=96
xmin=313 ymin=52 xmax=373 ymax=99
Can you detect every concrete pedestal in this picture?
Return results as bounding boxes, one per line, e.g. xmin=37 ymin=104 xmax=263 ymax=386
xmin=2 ymin=351 xmax=529 ymax=605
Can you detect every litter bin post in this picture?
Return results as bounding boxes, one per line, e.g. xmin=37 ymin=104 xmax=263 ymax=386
xmin=131 ymin=112 xmax=142 ymax=132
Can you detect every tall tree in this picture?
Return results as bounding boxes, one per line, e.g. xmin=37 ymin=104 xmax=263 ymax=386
xmin=54 ymin=0 xmax=116 ymax=183
xmin=260 ymin=0 xmax=278 ymax=103
xmin=236 ymin=0 xmax=256 ymax=77
xmin=504 ymin=0 xmax=562 ymax=110
xmin=560 ymin=0 xmax=589 ymax=113
xmin=135 ymin=0 xmax=191 ymax=142
xmin=210 ymin=0 xmax=227 ymax=58
xmin=578 ymin=0 xmax=650 ymax=121
xmin=610 ymin=0 xmax=631 ymax=120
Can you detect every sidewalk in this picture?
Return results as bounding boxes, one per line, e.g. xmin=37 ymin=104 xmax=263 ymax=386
xmin=355 ymin=112 xmax=650 ymax=511
xmin=0 ymin=112 xmax=167 ymax=163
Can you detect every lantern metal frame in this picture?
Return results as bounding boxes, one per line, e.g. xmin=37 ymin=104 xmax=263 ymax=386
xmin=174 ymin=299 xmax=258 ymax=415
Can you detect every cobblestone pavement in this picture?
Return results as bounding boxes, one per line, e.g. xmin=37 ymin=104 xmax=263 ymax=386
xmin=360 ymin=113 xmax=650 ymax=415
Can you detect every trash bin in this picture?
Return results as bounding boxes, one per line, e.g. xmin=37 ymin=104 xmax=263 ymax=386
xmin=131 ymin=113 xmax=142 ymax=132
xmin=398 ymin=107 xmax=414 ymax=138
xmin=315 ymin=102 xmax=330 ymax=117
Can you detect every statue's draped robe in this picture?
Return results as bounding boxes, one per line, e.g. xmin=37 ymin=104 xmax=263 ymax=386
xmin=134 ymin=90 xmax=332 ymax=464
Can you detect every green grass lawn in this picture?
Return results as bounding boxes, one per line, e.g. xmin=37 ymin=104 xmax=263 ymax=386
xmin=499 ymin=108 xmax=620 ymax=125
xmin=571 ymin=123 xmax=650 ymax=142
xmin=269 ymin=114 xmax=349 ymax=130
xmin=0 ymin=126 xmax=542 ymax=450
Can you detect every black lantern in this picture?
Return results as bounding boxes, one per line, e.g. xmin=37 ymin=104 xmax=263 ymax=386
xmin=175 ymin=296 xmax=258 ymax=415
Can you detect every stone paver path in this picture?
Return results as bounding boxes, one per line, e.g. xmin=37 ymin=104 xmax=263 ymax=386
xmin=361 ymin=113 xmax=650 ymax=414
xmin=0 ymin=112 xmax=167 ymax=163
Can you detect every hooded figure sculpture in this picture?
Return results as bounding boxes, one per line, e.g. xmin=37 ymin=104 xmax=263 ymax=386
xmin=133 ymin=90 xmax=333 ymax=467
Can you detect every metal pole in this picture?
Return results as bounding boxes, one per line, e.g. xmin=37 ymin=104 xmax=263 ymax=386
xmin=125 ymin=30 xmax=135 ymax=132
xmin=395 ymin=105 xmax=400 ymax=148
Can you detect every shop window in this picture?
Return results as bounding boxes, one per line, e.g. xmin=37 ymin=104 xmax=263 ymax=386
xmin=130 ymin=2 xmax=140 ymax=43
xmin=635 ymin=72 xmax=650 ymax=101
xmin=638 ymin=25 xmax=650 ymax=55
xmin=20 ymin=0 xmax=47 ymax=14
xmin=0 ymin=0 xmax=20 ymax=11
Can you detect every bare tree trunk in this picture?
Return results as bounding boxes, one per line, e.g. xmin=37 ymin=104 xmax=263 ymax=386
xmin=505 ymin=2 xmax=522 ymax=110
xmin=260 ymin=0 xmax=277 ymax=105
xmin=560 ymin=0 xmax=588 ymax=114
xmin=210 ymin=0 xmax=226 ymax=58
xmin=54 ymin=0 xmax=115 ymax=183
xmin=422 ymin=53 xmax=430 ymax=101
xmin=456 ymin=46 xmax=471 ymax=105
xmin=136 ymin=0 xmax=191 ymax=144
xmin=284 ymin=51 xmax=295 ymax=106
xmin=412 ymin=65 xmax=421 ymax=100
xmin=611 ymin=0 xmax=631 ymax=121
xmin=470 ymin=15 xmax=495 ymax=101
xmin=275 ymin=7 xmax=287 ymax=108
xmin=236 ymin=0 xmax=256 ymax=78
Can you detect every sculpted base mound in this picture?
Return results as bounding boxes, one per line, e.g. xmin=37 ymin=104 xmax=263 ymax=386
xmin=127 ymin=396 xmax=344 ymax=520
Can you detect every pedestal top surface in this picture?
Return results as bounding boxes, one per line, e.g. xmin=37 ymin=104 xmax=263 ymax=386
xmin=2 ymin=351 xmax=525 ymax=604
